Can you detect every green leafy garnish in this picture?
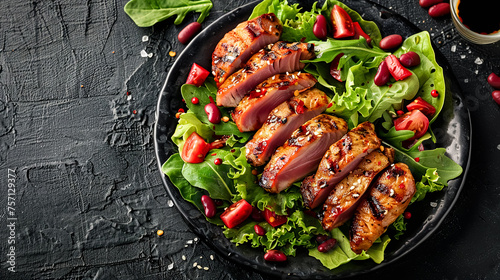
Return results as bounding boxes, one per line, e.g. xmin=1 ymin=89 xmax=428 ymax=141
xmin=124 ymin=0 xmax=213 ymax=27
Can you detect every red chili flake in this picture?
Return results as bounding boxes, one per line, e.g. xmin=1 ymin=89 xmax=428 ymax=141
xmin=191 ymin=97 xmax=199 ymax=104
xmin=211 ymin=153 xmax=217 ymax=156
xmin=230 ymin=149 xmax=235 ymax=153
xmin=178 ymin=108 xmax=185 ymax=113
xmin=126 ymin=91 xmax=131 ymax=96
xmin=251 ymin=169 xmax=258 ymax=175
xmin=415 ymin=157 xmax=420 ymax=162
xmin=209 ymin=96 xmax=216 ymax=104
xmin=404 ymin=212 xmax=412 ymax=219
xmin=399 ymin=183 xmax=405 ymax=189
xmin=431 ymin=89 xmax=439 ymax=98
xmin=132 ymin=110 xmax=137 ymax=114
xmin=377 ymin=161 xmax=381 ymax=166
xmin=327 ymin=103 xmax=333 ymax=108
xmin=214 ymin=158 xmax=222 ymax=165
xmin=396 ymin=110 xmax=404 ymax=115
xmin=182 ymin=99 xmax=185 ymax=103
xmin=388 ymin=84 xmax=393 ymax=88
xmin=295 ymin=100 xmax=306 ymax=114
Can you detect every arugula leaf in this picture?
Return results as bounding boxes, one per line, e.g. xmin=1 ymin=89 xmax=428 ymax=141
xmin=124 ymin=0 xmax=213 ymax=27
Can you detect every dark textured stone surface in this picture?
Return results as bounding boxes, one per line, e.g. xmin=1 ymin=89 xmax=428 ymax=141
xmin=0 ymin=0 xmax=498 ymax=279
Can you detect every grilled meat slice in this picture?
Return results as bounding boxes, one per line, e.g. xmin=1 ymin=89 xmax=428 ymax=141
xmin=301 ymin=122 xmax=382 ymax=209
xmin=232 ymin=72 xmax=317 ymax=132
xmin=350 ymin=163 xmax=416 ymax=254
xmin=245 ymin=88 xmax=329 ymax=166
xmin=212 ymin=13 xmax=282 ymax=87
xmin=322 ymin=147 xmax=395 ymax=231
xmin=259 ymin=114 xmax=347 ymax=193
xmin=216 ymin=42 xmax=315 ymax=107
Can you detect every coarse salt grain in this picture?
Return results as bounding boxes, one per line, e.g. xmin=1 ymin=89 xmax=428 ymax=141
xmin=186 ymin=240 xmax=193 ymax=244
xmin=451 ymin=45 xmax=456 ymax=52
xmin=168 ymin=200 xmax=174 ymax=207
xmin=140 ymin=50 xmax=148 ymax=57
xmin=194 ymin=237 xmax=199 ymax=242
xmin=168 ymin=263 xmax=174 ymax=270
xmin=147 ymin=53 xmax=153 ymax=58
xmin=142 ymin=35 xmax=149 ymax=42
xmin=474 ymin=57 xmax=483 ymax=65
xmin=460 ymin=55 xmax=466 ymax=59
xmin=430 ymin=202 xmax=438 ymax=207
xmin=497 ymin=144 xmax=500 ymax=150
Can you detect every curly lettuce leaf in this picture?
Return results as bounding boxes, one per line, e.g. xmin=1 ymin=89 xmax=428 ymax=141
xmin=248 ymin=0 xmax=300 ymax=23
xmin=124 ymin=0 xmax=213 ymax=27
xmin=224 ymin=210 xmax=326 ymax=256
xmin=328 ymin=63 xmax=419 ymax=128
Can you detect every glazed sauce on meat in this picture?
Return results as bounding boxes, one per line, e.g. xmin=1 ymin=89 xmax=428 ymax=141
xmin=457 ymin=0 xmax=500 ymax=34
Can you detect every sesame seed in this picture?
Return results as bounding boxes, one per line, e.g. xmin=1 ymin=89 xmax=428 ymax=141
xmin=193 ymin=262 xmax=198 ymax=267
xmin=204 ymin=267 xmax=209 ymax=270
xmin=197 ymin=265 xmax=202 ymax=269
xmin=210 ymin=255 xmax=214 ymax=260
xmin=182 ymin=255 xmax=186 ymax=261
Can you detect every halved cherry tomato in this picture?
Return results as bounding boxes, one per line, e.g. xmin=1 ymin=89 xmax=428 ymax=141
xmin=394 ymin=110 xmax=429 ymax=141
xmin=352 ymin=22 xmax=371 ymax=44
xmin=330 ymin=53 xmax=344 ymax=82
xmin=406 ymin=97 xmax=436 ymax=117
xmin=181 ymin=132 xmax=210 ymax=163
xmin=385 ymin=55 xmax=412 ymax=81
xmin=263 ymin=208 xmax=288 ymax=228
xmin=330 ymin=5 xmax=355 ymax=39
xmin=220 ymin=199 xmax=253 ymax=228
xmin=186 ymin=63 xmax=210 ymax=87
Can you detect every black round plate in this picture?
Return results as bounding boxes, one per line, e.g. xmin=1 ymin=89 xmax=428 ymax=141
xmin=154 ymin=0 xmax=471 ymax=278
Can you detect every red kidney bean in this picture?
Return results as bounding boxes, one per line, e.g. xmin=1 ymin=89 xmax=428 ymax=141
xmin=254 ymin=224 xmax=266 ymax=236
xmin=492 ymin=90 xmax=500 ymax=105
xmin=399 ymin=51 xmax=421 ymax=67
xmin=428 ymin=3 xmax=450 ymax=18
xmin=317 ymin=238 xmax=337 ymax=253
xmin=178 ymin=22 xmax=202 ymax=44
xmin=487 ymin=73 xmax=500 ymax=89
xmin=264 ymin=250 xmax=287 ymax=262
xmin=315 ymin=234 xmax=329 ymax=244
xmin=313 ymin=14 xmax=328 ymax=40
xmin=251 ymin=207 xmax=264 ymax=222
xmin=374 ymin=60 xmax=391 ymax=86
xmin=379 ymin=34 xmax=403 ymax=50
xmin=201 ymin=195 xmax=216 ymax=218
xmin=419 ymin=0 xmax=443 ymax=8
xmin=205 ymin=102 xmax=221 ymax=124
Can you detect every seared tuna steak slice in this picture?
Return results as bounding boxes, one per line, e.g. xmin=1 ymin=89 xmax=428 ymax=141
xmin=232 ymin=72 xmax=317 ymax=132
xmin=245 ymin=88 xmax=329 ymax=166
xmin=259 ymin=114 xmax=347 ymax=193
xmin=301 ymin=122 xmax=381 ymax=209
xmin=350 ymin=163 xmax=416 ymax=254
xmin=322 ymin=147 xmax=394 ymax=231
xmin=216 ymin=42 xmax=315 ymax=107
xmin=212 ymin=13 xmax=282 ymax=87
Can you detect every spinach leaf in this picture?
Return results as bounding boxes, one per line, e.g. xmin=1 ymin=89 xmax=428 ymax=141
xmin=162 ymin=153 xmax=204 ymax=211
xmin=182 ymin=148 xmax=237 ymax=201
xmin=181 ymin=83 xmax=252 ymax=142
xmin=124 ymin=0 xmax=213 ymax=27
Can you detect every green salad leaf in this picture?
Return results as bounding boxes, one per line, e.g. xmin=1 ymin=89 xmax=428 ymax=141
xmin=124 ymin=0 xmax=213 ymax=27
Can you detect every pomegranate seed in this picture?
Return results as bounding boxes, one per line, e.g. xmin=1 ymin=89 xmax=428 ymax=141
xmin=191 ymin=97 xmax=199 ymax=104
xmin=214 ymin=158 xmax=222 ymax=165
xmin=431 ymin=89 xmax=439 ymax=97
xmin=254 ymin=224 xmax=266 ymax=236
xmin=404 ymin=212 xmax=412 ymax=219
xmin=178 ymin=108 xmax=185 ymax=113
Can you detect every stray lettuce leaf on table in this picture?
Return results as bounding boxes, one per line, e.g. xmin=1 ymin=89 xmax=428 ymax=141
xmin=124 ymin=0 xmax=213 ymax=27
